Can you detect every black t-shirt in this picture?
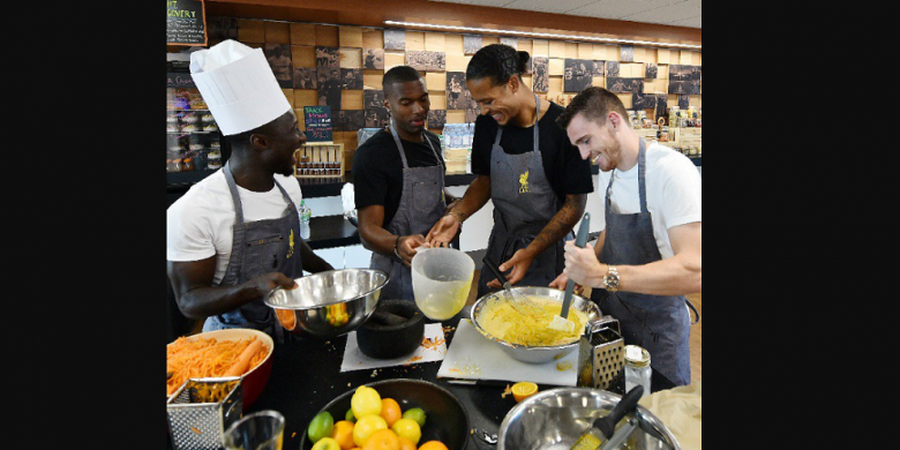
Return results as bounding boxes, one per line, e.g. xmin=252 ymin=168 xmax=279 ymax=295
xmin=352 ymin=129 xmax=444 ymax=227
xmin=471 ymin=102 xmax=594 ymax=204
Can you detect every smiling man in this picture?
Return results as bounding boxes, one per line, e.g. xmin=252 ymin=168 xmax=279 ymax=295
xmin=427 ymin=44 xmax=592 ymax=298
xmin=352 ymin=65 xmax=458 ymax=300
xmin=167 ymin=40 xmax=333 ymax=338
xmin=551 ymin=86 xmax=702 ymax=386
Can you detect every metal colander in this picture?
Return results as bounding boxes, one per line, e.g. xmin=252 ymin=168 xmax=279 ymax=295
xmin=166 ymin=377 xmax=243 ymax=450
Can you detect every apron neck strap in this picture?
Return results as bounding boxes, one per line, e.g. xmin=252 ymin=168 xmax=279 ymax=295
xmin=222 ymin=161 xmax=295 ymax=224
xmin=605 ymin=138 xmax=649 ymax=213
xmin=389 ymin=119 xmax=442 ymax=171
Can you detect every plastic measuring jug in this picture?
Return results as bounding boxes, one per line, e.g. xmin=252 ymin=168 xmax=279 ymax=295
xmin=411 ymin=247 xmax=474 ymax=320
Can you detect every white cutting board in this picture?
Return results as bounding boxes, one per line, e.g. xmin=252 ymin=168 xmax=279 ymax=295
xmin=437 ymin=319 xmax=578 ymax=386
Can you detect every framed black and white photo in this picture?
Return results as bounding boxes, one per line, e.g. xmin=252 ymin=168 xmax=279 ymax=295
xmin=363 ymin=48 xmax=384 ymax=70
xmin=427 ymin=109 xmax=446 ymax=130
xmin=564 ymin=59 xmax=593 ymax=93
xmin=500 ymin=37 xmax=517 ymax=49
xmin=645 ymin=62 xmax=658 ymax=79
xmin=293 ymin=67 xmax=317 ymax=90
xmin=632 ymin=92 xmax=657 ymax=110
xmin=606 ymin=60 xmax=620 ymax=77
xmin=340 ymin=68 xmax=363 ymax=90
xmin=364 ymin=90 xmax=384 ymax=110
xmin=446 ymin=72 xmax=469 ymax=109
xmin=606 ymin=77 xmax=643 ymax=94
xmin=463 ymin=35 xmax=482 ymax=55
xmin=384 ymin=29 xmax=406 ymax=51
xmin=265 ymin=44 xmax=293 ymax=87
xmin=593 ymin=60 xmax=605 ymax=77
xmin=532 ymin=56 xmax=549 ymax=93
xmin=620 ymin=45 xmax=634 ymax=62
xmin=316 ymin=46 xmax=340 ymax=68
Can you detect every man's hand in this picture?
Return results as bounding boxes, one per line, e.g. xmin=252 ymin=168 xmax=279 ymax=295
xmin=397 ymin=234 xmax=429 ymax=266
xmin=548 ymin=272 xmax=584 ymax=295
xmin=562 ymin=240 xmax=603 ymax=288
xmin=485 ymin=248 xmax=535 ymax=289
xmin=249 ymin=272 xmax=298 ymax=296
xmin=426 ymin=215 xmax=460 ymax=248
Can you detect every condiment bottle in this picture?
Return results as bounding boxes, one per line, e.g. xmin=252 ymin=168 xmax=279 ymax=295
xmin=623 ymin=345 xmax=651 ymax=398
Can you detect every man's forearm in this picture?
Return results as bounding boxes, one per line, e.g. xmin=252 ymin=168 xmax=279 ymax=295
xmin=445 ymin=175 xmax=491 ymax=223
xmin=526 ymin=194 xmax=587 ymax=258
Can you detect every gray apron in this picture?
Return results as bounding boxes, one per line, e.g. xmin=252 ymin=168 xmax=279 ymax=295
xmin=477 ymin=95 xmax=572 ymax=297
xmin=370 ymin=121 xmax=456 ymax=300
xmin=594 ymin=139 xmax=693 ymax=386
xmin=203 ymin=161 xmax=304 ymax=337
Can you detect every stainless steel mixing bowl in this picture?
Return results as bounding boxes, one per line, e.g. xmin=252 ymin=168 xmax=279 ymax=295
xmin=470 ymin=286 xmax=617 ymax=364
xmin=498 ymin=387 xmax=681 ymax=450
xmin=263 ymin=269 xmax=388 ymax=339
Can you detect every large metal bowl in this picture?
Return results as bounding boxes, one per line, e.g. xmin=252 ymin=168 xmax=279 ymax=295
xmin=263 ymin=269 xmax=388 ymax=339
xmin=498 ymin=387 xmax=681 ymax=450
xmin=470 ymin=286 xmax=617 ymax=364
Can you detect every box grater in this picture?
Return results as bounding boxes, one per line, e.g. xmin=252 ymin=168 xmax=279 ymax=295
xmin=576 ymin=319 xmax=625 ymax=393
xmin=167 ymin=377 xmax=243 ymax=450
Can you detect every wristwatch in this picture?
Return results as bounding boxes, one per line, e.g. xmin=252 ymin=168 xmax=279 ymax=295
xmin=603 ymin=265 xmax=620 ymax=292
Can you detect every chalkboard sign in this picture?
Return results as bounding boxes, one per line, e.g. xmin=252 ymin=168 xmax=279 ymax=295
xmin=167 ymin=0 xmax=207 ymax=46
xmin=167 ymin=72 xmax=197 ymax=89
xmin=303 ymin=106 xmax=333 ymax=142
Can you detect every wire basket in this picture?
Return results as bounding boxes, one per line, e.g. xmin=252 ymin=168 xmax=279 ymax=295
xmin=167 ymin=377 xmax=243 ymax=450
xmin=577 ymin=323 xmax=625 ymax=392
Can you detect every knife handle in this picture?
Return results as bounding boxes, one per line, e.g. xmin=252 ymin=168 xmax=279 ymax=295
xmin=593 ymin=385 xmax=643 ymax=439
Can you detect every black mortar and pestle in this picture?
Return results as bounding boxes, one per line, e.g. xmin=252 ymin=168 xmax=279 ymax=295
xmin=357 ymin=299 xmax=425 ymax=359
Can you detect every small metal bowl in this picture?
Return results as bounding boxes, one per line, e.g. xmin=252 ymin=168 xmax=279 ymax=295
xmin=470 ymin=286 xmax=616 ymax=364
xmin=263 ymin=269 xmax=388 ymax=339
xmin=498 ymin=387 xmax=681 ymax=450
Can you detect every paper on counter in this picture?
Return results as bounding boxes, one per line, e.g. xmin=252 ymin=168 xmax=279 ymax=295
xmin=340 ymin=323 xmax=447 ymax=372
xmin=436 ymin=319 xmax=578 ymax=386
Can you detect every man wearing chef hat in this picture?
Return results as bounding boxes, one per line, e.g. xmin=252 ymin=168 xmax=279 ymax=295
xmin=167 ymin=40 xmax=333 ymax=336
xmin=551 ymin=87 xmax=701 ymax=386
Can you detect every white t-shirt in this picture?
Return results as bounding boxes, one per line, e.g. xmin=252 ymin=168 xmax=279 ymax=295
xmin=167 ymin=170 xmax=304 ymax=285
xmin=595 ymin=142 xmax=701 ymax=260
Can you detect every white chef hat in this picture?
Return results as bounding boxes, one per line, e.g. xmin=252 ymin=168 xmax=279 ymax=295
xmin=189 ymin=40 xmax=291 ymax=136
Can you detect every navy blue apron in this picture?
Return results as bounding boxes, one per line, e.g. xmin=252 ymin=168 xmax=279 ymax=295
xmin=477 ymin=95 xmax=571 ymax=297
xmin=203 ymin=162 xmax=305 ymax=338
xmin=594 ymin=139 xmax=693 ymax=386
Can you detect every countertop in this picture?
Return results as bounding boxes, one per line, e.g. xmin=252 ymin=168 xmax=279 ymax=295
xmin=180 ymin=312 xmax=677 ymax=450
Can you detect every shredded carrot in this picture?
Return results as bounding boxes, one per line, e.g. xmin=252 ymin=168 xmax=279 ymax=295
xmin=166 ymin=335 xmax=269 ymax=396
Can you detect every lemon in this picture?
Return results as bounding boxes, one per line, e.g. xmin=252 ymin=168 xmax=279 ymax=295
xmin=352 ymin=414 xmax=388 ymax=447
xmin=351 ymin=386 xmax=382 ymax=419
xmin=391 ymin=418 xmax=421 ymax=445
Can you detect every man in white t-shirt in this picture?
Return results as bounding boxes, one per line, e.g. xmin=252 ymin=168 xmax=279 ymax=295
xmin=167 ymin=40 xmax=332 ymax=336
xmin=551 ymin=87 xmax=701 ymax=387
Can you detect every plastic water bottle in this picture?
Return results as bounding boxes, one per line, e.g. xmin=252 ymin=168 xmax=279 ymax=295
xmin=298 ymin=199 xmax=311 ymax=240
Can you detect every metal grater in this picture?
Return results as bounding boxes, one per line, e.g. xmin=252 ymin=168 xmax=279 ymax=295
xmin=167 ymin=377 xmax=243 ymax=450
xmin=576 ymin=319 xmax=625 ymax=392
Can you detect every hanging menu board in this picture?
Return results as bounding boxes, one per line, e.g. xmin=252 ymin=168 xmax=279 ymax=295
xmin=303 ymin=106 xmax=333 ymax=142
xmin=167 ymin=0 xmax=207 ymax=46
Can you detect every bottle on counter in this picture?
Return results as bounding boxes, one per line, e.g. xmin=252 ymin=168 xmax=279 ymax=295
xmin=624 ymin=345 xmax=651 ymax=398
xmin=298 ymin=199 xmax=311 ymax=240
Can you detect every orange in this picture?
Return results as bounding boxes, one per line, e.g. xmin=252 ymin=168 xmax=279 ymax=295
xmin=398 ymin=437 xmax=416 ymax=450
xmin=331 ymin=420 xmax=356 ymax=450
xmin=361 ymin=429 xmax=400 ymax=450
xmin=511 ymin=381 xmax=538 ymax=403
xmin=417 ymin=441 xmax=449 ymax=450
xmin=380 ymin=398 xmax=402 ymax=427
